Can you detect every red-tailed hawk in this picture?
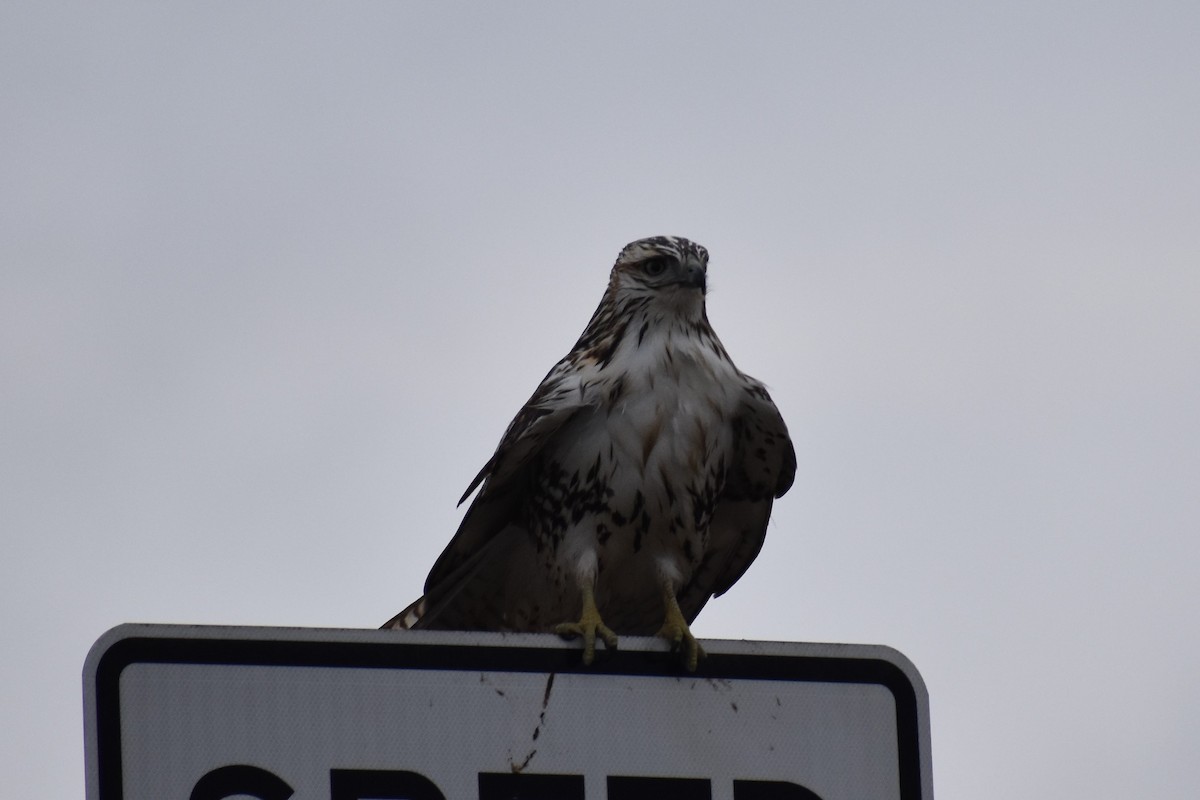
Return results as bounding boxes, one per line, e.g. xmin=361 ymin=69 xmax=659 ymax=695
xmin=384 ymin=236 xmax=795 ymax=670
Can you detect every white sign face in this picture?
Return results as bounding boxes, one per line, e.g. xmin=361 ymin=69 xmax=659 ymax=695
xmin=83 ymin=625 xmax=932 ymax=800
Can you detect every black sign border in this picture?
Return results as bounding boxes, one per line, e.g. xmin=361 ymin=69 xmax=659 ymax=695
xmin=92 ymin=633 xmax=925 ymax=800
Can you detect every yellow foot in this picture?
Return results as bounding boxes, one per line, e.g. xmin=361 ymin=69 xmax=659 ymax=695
xmin=554 ymin=583 xmax=618 ymax=665
xmin=555 ymin=616 xmax=618 ymax=665
xmin=657 ymin=617 xmax=705 ymax=672
xmin=657 ymin=584 xmax=705 ymax=671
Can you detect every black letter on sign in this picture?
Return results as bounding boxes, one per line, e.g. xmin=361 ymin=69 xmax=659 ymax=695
xmin=478 ymin=772 xmax=585 ymax=800
xmin=189 ymin=764 xmax=293 ymax=800
xmin=733 ymin=779 xmax=824 ymax=800
xmin=607 ymin=776 xmax=712 ymax=800
xmin=330 ymin=769 xmax=446 ymax=800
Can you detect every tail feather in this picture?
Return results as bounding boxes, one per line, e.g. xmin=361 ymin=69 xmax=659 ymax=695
xmin=381 ymin=596 xmax=425 ymax=630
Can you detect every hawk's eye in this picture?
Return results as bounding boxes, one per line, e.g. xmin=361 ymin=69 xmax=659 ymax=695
xmin=643 ymin=256 xmax=670 ymax=277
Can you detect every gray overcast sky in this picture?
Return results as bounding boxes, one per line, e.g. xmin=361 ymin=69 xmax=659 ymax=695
xmin=3 ymin=3 xmax=1198 ymax=797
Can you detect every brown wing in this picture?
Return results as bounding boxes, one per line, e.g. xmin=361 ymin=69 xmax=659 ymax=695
xmin=677 ymin=381 xmax=796 ymax=622
xmin=416 ymin=362 xmax=593 ymax=621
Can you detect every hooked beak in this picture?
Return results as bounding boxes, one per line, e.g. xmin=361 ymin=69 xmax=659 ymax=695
xmin=682 ymin=264 xmax=707 ymax=292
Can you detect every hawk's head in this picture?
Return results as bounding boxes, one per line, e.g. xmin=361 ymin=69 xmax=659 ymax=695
xmin=571 ymin=236 xmax=715 ymax=363
xmin=609 ymin=236 xmax=709 ymax=319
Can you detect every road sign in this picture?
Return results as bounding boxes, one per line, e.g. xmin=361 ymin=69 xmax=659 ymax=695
xmin=84 ymin=625 xmax=932 ymax=800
